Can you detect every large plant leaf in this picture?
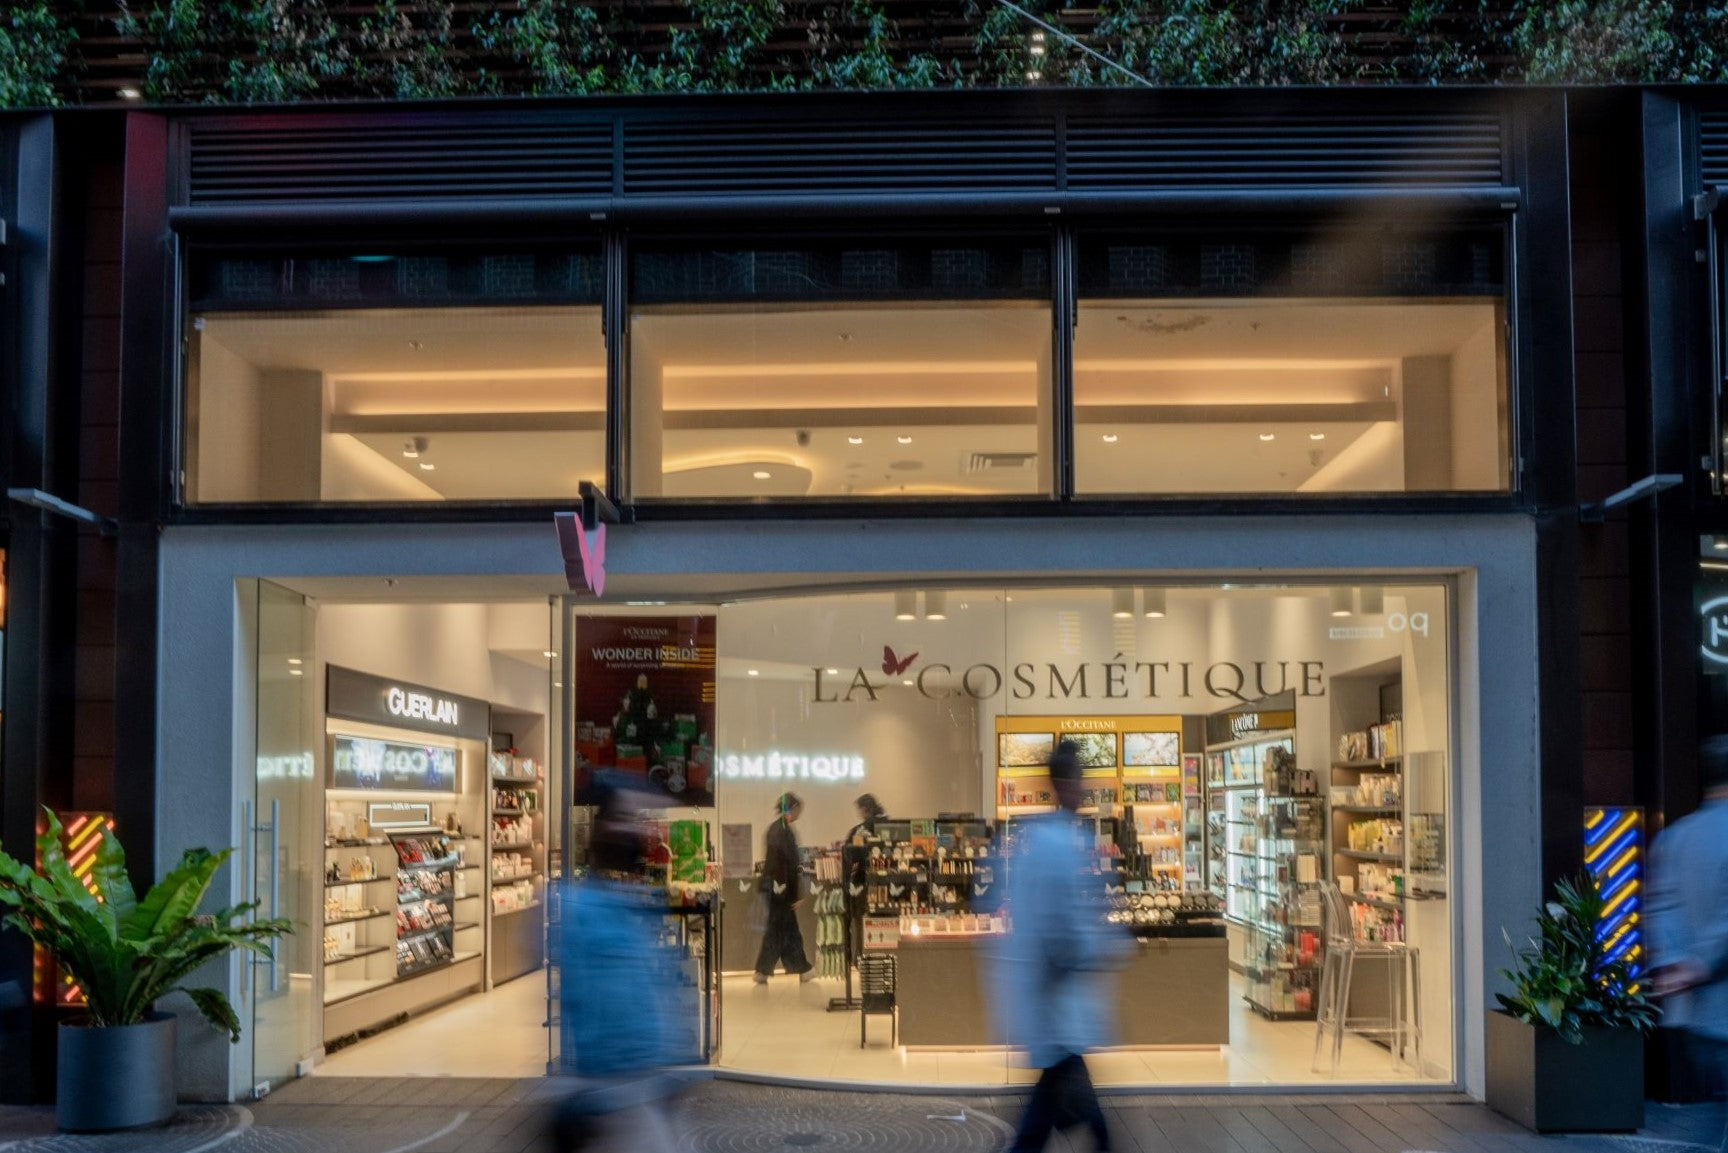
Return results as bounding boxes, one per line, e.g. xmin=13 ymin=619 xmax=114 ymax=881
xmin=177 ymin=986 xmax=242 ymax=1043
xmin=88 ymin=827 xmax=137 ymax=928
xmin=123 ymin=847 xmax=226 ymax=943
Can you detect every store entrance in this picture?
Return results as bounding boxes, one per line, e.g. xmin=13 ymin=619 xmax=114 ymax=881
xmin=555 ymin=583 xmax=1461 ymax=1089
xmin=246 ymin=587 xmax=560 ymax=1083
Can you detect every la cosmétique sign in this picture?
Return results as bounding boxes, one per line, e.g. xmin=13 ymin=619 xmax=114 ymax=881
xmin=716 ymin=750 xmax=866 ymax=783
xmin=326 ymin=665 xmax=490 ymax=741
xmin=811 ymin=656 xmax=1327 ymax=706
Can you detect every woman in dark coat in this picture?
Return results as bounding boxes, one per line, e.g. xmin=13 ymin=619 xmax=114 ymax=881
xmin=754 ymin=792 xmax=813 ymax=983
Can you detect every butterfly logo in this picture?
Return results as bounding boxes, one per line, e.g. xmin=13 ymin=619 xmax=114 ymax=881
xmin=553 ymin=513 xmax=606 ymax=597
xmin=882 ymin=645 xmax=919 ymax=676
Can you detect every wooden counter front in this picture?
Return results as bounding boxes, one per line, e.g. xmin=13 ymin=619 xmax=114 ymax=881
xmin=891 ymin=933 xmax=1229 ymax=1048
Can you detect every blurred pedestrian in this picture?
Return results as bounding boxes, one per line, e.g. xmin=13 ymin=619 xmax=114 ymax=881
xmin=754 ymin=792 xmax=814 ymax=983
xmin=1652 ymin=734 xmax=1728 ymax=1148
xmin=553 ymin=782 xmax=681 ymax=1153
xmin=995 ymin=739 xmax=1130 ymax=1152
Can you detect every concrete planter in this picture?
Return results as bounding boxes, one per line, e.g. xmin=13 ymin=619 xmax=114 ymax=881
xmin=1485 ymin=1010 xmax=1644 ymax=1133
xmin=56 ymin=1013 xmax=177 ymax=1132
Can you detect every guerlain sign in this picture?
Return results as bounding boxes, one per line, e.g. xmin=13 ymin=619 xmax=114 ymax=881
xmin=811 ymin=656 xmax=1326 ymax=706
xmin=326 ymin=664 xmax=491 ymax=741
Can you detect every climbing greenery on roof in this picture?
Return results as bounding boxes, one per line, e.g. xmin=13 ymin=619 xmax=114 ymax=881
xmin=3 ymin=0 xmax=1727 ymax=109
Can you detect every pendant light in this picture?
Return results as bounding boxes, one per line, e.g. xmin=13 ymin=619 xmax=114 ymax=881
xmin=894 ymin=590 xmax=917 ymax=621
xmin=1329 ymin=587 xmax=1354 ymax=618
xmin=1111 ymin=588 xmax=1135 ymax=619
xmin=925 ymin=590 xmax=948 ymax=620
xmin=1141 ymin=588 xmax=1167 ymax=619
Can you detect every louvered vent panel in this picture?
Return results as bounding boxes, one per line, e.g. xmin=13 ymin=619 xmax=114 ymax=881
xmin=1703 ymin=114 xmax=1728 ymax=187
xmin=1066 ymin=116 xmax=1505 ymax=190
xmin=186 ymin=118 xmax=614 ymax=205
xmin=622 ymin=121 xmax=1058 ymax=196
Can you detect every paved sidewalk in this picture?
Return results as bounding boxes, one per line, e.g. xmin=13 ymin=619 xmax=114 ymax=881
xmin=0 ymin=1078 xmax=1719 ymax=1152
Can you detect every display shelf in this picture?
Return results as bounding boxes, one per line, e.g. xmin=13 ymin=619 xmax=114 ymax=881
xmin=492 ymin=774 xmax=540 ymax=785
xmin=493 ymin=805 xmax=528 ymax=815
xmin=1332 ymin=804 xmax=1402 ymax=814
xmin=325 ymin=945 xmax=392 ymax=966
xmin=996 ymin=804 xmax=1056 ymax=814
xmin=1334 ymin=757 xmax=1402 ymax=770
xmin=1338 ymin=849 xmax=1401 ymax=862
xmin=454 ymin=921 xmax=481 ymax=932
xmin=326 ymin=838 xmax=390 ymax=849
xmin=1348 ymin=894 xmax=1405 ymax=911
xmin=398 ymin=957 xmax=454 ymax=981
xmin=491 ymin=840 xmax=534 ymax=851
xmin=398 ymin=889 xmax=455 ymax=906
xmin=326 ymin=909 xmax=388 ymax=927
xmin=325 ymin=976 xmax=395 ymax=1006
xmin=326 ymin=874 xmax=393 ymax=888
xmin=399 ymin=925 xmax=452 ymax=945
xmin=495 ymin=901 xmax=542 ymax=917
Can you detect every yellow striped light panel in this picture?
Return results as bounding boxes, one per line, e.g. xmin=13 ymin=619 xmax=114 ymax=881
xmin=1583 ymin=806 xmax=1643 ymax=978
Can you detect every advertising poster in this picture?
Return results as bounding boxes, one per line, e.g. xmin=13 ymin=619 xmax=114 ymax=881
xmin=574 ymin=615 xmax=717 ymax=806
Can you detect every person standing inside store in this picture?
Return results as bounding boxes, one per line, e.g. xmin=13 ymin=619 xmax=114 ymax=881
xmin=754 ymin=791 xmax=814 ymax=984
xmin=996 ymin=739 xmax=1130 ymax=1153
xmin=553 ymin=779 xmax=682 ymax=1153
xmin=1651 ymin=734 xmax=1728 ymax=1146
xmin=847 ymin=793 xmax=886 ymax=844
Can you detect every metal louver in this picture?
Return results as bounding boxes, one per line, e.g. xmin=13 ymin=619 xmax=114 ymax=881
xmin=1704 ymin=113 xmax=1728 ymax=188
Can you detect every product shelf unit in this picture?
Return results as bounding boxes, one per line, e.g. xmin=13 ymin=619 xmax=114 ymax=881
xmin=1328 ymin=671 xmax=1412 ymax=947
xmin=488 ymin=746 xmax=547 ymax=984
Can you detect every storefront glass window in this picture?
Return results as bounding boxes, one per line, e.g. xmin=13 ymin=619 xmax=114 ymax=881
xmin=185 ymin=250 xmax=605 ymax=503
xmin=629 ymin=238 xmax=1053 ymax=499
xmin=559 ymin=581 xmax=1456 ymax=1088
xmin=1074 ymin=229 xmax=1510 ymax=495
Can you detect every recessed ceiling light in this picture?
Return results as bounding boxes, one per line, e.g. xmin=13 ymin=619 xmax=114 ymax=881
xmin=407 ymin=340 xmax=424 ymax=351
xmin=419 ymin=462 xmax=435 ymax=471
xmin=287 ymin=658 xmax=302 ymax=665
xmin=289 ymin=669 xmax=304 ymax=676
xmin=1102 ymin=434 xmax=1119 ymax=443
xmin=897 ymin=436 xmax=913 ymax=445
xmin=1258 ymin=433 xmax=1276 ymax=442
xmin=118 ymin=87 xmax=142 ymax=100
xmin=826 ymin=668 xmax=839 ymax=675
xmin=747 ymin=669 xmax=760 ymax=677
xmin=543 ymin=650 xmax=557 ymax=659
xmin=902 ymin=679 xmax=914 ymax=687
xmin=752 ymin=470 xmax=772 ymax=480
xmin=847 ymin=436 xmax=864 ymax=445
xmin=1309 ymin=432 xmax=1326 ymax=441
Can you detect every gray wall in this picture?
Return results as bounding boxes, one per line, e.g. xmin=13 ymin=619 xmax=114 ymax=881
xmin=156 ymin=514 xmax=1537 ymax=1101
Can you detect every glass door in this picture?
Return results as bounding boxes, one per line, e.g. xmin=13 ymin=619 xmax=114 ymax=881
xmin=251 ymin=581 xmax=321 ymax=1091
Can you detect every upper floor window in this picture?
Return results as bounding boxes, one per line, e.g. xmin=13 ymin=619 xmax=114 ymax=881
xmin=1073 ymin=226 xmax=1510 ymax=495
xmin=628 ymin=236 xmax=1052 ymax=500
xmin=185 ymin=249 xmax=604 ymax=504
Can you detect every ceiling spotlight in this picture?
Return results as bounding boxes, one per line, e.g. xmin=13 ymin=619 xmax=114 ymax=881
xmin=747 ymin=669 xmax=760 ymax=677
xmin=1142 ymin=588 xmax=1166 ymax=619
xmin=1029 ymin=44 xmax=1046 ymax=57
xmin=419 ymin=462 xmax=436 ymax=471
xmin=1259 ymin=432 xmax=1276 ymax=442
xmin=1025 ymin=70 xmax=1043 ymax=80
xmin=925 ymin=590 xmax=948 ymax=621
xmin=1309 ymin=432 xmax=1326 ymax=441
xmin=407 ymin=340 xmax=424 ymax=351
xmin=543 ymin=650 xmax=557 ymax=659
xmin=848 ymin=436 xmax=864 ymax=445
xmin=1102 ymin=434 xmax=1119 ymax=444
xmin=897 ymin=435 xmax=914 ymax=445
xmin=1716 ymin=540 xmax=1728 ymax=552
xmin=1329 ymin=587 xmax=1354 ymax=618
xmin=287 ymin=657 xmax=303 ymax=666
xmin=826 ymin=668 xmax=839 ymax=676
xmin=902 ymin=679 xmax=914 ymax=687
xmin=894 ymin=590 xmax=917 ymax=621
xmin=1358 ymin=586 xmax=1384 ymax=615
xmin=289 ymin=669 xmax=304 ymax=677
xmin=117 ymin=87 xmax=142 ymax=101
xmin=1111 ymin=588 xmax=1135 ymax=619
xmin=752 ymin=470 xmax=772 ymax=480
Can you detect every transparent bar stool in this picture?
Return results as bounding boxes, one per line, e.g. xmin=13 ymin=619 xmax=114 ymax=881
xmin=1312 ymin=881 xmax=1422 ymax=1075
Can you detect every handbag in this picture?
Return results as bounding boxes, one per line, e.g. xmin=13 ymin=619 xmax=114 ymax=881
xmin=747 ymin=889 xmax=770 ymax=934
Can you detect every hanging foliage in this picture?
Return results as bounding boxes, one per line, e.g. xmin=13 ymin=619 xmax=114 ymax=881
xmin=1 ymin=2 xmax=76 ymax=108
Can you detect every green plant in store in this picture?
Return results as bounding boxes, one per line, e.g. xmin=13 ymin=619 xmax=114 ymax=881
xmin=0 ymin=807 xmax=293 ymax=1042
xmin=1495 ymin=873 xmax=1657 ymax=1044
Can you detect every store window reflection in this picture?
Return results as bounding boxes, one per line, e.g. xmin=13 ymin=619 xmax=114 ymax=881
xmin=1074 ymin=230 xmax=1510 ymax=495
xmin=629 ymin=239 xmax=1053 ymax=499
xmin=185 ymin=250 xmax=605 ymax=504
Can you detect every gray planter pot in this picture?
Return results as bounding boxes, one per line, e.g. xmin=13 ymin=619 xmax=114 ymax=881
xmin=1485 ymin=1010 xmax=1644 ymax=1132
xmin=56 ymin=1012 xmax=177 ymax=1132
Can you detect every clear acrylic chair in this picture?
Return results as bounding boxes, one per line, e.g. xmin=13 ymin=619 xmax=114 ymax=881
xmin=1312 ymin=880 xmax=1422 ymax=1075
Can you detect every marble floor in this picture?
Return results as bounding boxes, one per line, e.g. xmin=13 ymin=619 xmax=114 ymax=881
xmin=314 ymin=964 xmax=1440 ymax=1088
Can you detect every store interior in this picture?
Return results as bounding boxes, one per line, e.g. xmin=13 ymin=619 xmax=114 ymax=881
xmin=259 ymin=581 xmax=1456 ymax=1087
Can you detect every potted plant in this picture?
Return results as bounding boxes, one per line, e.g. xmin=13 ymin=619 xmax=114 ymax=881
xmin=1486 ymin=873 xmax=1658 ymax=1132
xmin=0 ymin=809 xmax=292 ymax=1132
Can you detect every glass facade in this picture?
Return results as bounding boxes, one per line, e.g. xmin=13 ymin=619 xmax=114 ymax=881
xmin=629 ymin=239 xmax=1053 ymax=499
xmin=1074 ymin=229 xmax=1510 ymax=495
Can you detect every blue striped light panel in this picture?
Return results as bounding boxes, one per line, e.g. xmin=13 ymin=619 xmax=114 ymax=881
xmin=1584 ymin=807 xmax=1644 ymax=978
